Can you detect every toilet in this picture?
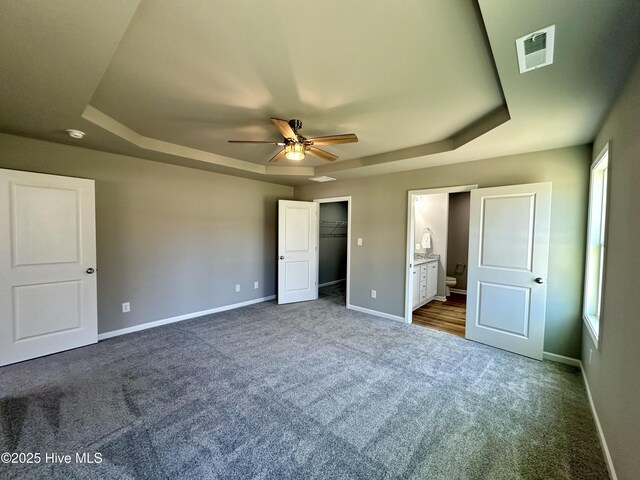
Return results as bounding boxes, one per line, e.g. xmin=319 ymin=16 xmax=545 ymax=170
xmin=445 ymin=276 xmax=457 ymax=296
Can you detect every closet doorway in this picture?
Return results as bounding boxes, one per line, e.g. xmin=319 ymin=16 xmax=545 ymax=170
xmin=404 ymin=185 xmax=475 ymax=333
xmin=315 ymin=196 xmax=351 ymax=307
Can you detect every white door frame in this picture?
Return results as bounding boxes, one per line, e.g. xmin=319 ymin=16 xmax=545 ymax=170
xmin=314 ymin=196 xmax=351 ymax=307
xmin=404 ymin=185 xmax=477 ymax=323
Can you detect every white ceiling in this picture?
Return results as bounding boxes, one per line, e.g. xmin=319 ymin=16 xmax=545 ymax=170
xmin=1 ymin=0 xmax=639 ymax=185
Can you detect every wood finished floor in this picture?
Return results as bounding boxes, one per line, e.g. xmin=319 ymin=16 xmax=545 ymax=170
xmin=412 ymin=293 xmax=466 ymax=337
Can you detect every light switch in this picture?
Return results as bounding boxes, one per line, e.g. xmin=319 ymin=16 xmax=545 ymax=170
xmin=357 ymin=238 xmax=363 ymax=246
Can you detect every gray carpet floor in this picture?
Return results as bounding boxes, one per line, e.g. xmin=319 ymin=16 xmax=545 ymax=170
xmin=1 ymin=284 xmax=608 ymax=479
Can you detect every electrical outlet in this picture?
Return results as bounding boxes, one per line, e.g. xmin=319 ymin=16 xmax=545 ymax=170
xmin=254 ymin=282 xmax=259 ymax=289
xmin=235 ymin=284 xmax=240 ymax=292
xmin=415 ymin=243 xmax=421 ymax=251
xmin=589 ymin=348 xmax=593 ymax=366
xmin=122 ymin=302 xmax=130 ymax=313
xmin=371 ymin=290 xmax=377 ymax=299
xmin=357 ymin=238 xmax=363 ymax=246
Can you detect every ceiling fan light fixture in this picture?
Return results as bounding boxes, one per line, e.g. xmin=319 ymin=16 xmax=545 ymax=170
xmin=228 ymin=118 xmax=357 ymax=163
xmin=284 ymin=142 xmax=305 ymax=160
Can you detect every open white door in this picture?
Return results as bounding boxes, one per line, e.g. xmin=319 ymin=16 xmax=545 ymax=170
xmin=466 ymin=182 xmax=551 ymax=360
xmin=0 ymin=169 xmax=97 ymax=366
xmin=278 ymin=200 xmax=318 ymax=304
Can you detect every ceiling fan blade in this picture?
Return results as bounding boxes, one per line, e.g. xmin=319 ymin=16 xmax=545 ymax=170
xmin=306 ymin=133 xmax=358 ymax=145
xmin=307 ymin=146 xmax=338 ymax=162
xmin=271 ymin=118 xmax=297 ymax=140
xmin=268 ymin=149 xmax=286 ymax=164
xmin=228 ymin=140 xmax=285 ymax=145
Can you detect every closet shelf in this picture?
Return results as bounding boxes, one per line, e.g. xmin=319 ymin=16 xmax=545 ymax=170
xmin=319 ymin=220 xmax=348 ymax=238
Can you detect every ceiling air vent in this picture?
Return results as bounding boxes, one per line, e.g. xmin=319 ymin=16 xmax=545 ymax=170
xmin=516 ymin=25 xmax=555 ymax=73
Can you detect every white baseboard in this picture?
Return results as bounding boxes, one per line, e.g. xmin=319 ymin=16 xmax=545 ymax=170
xmin=319 ymin=279 xmax=346 ymax=288
xmin=347 ymin=304 xmax=406 ymax=323
xmin=543 ymin=352 xmax=616 ymax=479
xmin=98 ymin=295 xmax=276 ymax=341
xmin=542 ymin=351 xmax=581 ymax=367
xmin=449 ymin=288 xmax=467 ymax=295
xmin=580 ymin=362 xmax=618 ymax=480
xmin=434 ymin=295 xmax=447 ymax=302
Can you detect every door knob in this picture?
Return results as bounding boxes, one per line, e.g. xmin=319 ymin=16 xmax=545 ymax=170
xmin=278 ymin=256 xmax=284 ymax=260
xmin=534 ymin=277 xmax=543 ymax=284
xmin=86 ymin=268 xmax=95 ymax=274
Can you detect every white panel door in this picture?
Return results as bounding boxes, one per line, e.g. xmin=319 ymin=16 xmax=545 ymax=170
xmin=278 ymin=200 xmax=318 ymax=304
xmin=466 ymin=183 xmax=551 ymax=360
xmin=0 ymin=169 xmax=97 ymax=366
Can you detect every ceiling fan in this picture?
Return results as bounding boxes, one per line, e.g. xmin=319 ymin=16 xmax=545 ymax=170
xmin=228 ymin=118 xmax=358 ymax=163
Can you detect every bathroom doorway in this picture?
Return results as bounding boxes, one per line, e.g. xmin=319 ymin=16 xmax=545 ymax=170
xmin=315 ymin=197 xmax=351 ymax=307
xmin=404 ymin=185 xmax=475 ymax=334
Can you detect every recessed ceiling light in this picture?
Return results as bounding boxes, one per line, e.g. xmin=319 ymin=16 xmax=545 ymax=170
xmin=309 ymin=176 xmax=336 ymax=182
xmin=66 ymin=129 xmax=85 ymax=139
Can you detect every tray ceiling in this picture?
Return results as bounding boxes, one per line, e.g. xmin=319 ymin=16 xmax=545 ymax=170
xmin=1 ymin=0 xmax=639 ymax=184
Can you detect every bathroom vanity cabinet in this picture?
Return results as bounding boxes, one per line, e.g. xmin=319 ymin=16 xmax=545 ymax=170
xmin=412 ymin=258 xmax=438 ymax=310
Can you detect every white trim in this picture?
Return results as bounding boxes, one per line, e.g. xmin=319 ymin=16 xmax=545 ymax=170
xmin=347 ymin=303 xmax=405 ymax=323
xmin=542 ymin=352 xmax=616 ymax=478
xmin=580 ymin=362 xmax=618 ymax=480
xmin=319 ymin=279 xmax=346 ymax=288
xmin=405 ymin=185 xmax=478 ymax=323
xmin=542 ymin=351 xmax=581 ymax=367
xmin=449 ymin=288 xmax=467 ymax=295
xmin=582 ymin=141 xmax=610 ymax=350
xmin=434 ymin=295 xmax=447 ymax=302
xmin=98 ymin=295 xmax=276 ymax=341
xmin=314 ymin=196 xmax=351 ymax=307
xmin=409 ymin=185 xmax=479 ymax=196
xmin=583 ymin=313 xmax=600 ymax=350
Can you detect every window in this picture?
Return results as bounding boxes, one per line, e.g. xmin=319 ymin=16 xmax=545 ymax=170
xmin=583 ymin=143 xmax=609 ymax=347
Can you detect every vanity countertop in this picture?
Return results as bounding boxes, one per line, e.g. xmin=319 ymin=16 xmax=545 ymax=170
xmin=413 ymin=256 xmax=439 ymax=266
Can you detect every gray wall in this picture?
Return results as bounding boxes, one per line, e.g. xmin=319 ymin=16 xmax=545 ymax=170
xmin=446 ymin=192 xmax=470 ymax=291
xmin=0 ymin=133 xmax=293 ymax=335
xmin=319 ymin=202 xmax=348 ymax=285
xmin=295 ymin=145 xmax=590 ymax=358
xmin=582 ymin=56 xmax=640 ymax=480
